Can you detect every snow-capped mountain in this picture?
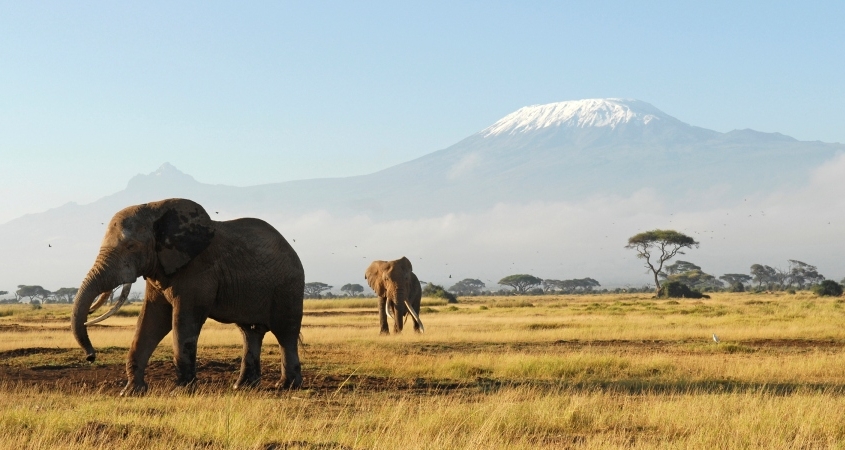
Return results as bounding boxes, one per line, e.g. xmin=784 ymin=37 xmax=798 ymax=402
xmin=482 ymin=98 xmax=670 ymax=135
xmin=5 ymin=98 xmax=842 ymax=222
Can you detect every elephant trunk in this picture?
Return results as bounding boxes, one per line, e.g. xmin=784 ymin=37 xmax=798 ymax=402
xmin=391 ymin=287 xmax=408 ymax=332
xmin=71 ymin=256 xmax=124 ymax=362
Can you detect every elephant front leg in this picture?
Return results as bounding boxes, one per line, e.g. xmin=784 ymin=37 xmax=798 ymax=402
xmin=123 ymin=296 xmax=173 ymax=396
xmin=378 ymin=296 xmax=390 ymax=335
xmin=171 ymin=307 xmax=208 ymax=387
xmin=234 ymin=324 xmax=268 ymax=389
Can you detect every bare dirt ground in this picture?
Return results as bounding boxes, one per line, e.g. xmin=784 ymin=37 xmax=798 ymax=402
xmin=3 ymin=337 xmax=844 ymax=397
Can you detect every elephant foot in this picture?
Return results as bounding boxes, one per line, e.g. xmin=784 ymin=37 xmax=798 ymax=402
xmin=120 ymin=380 xmax=148 ymax=397
xmin=379 ymin=329 xmax=390 ymax=336
xmin=233 ymin=376 xmax=261 ymax=390
xmin=176 ymin=373 xmax=197 ymax=385
xmin=276 ymin=374 xmax=303 ymax=390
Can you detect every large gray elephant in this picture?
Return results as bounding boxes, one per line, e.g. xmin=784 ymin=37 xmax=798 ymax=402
xmin=364 ymin=257 xmax=424 ymax=334
xmin=70 ymin=198 xmax=304 ymax=395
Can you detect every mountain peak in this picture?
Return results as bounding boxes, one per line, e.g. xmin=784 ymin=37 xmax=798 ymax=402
xmin=481 ymin=98 xmax=671 ymax=137
xmin=126 ymin=163 xmax=198 ymax=190
xmin=151 ymin=162 xmax=187 ymax=177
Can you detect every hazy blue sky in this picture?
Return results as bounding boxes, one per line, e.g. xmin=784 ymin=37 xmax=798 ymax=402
xmin=2 ymin=1 xmax=844 ymax=223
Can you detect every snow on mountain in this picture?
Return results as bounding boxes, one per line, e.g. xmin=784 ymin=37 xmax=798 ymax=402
xmin=482 ymin=98 xmax=669 ymax=136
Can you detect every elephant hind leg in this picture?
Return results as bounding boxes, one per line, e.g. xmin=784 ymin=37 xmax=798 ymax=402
xmin=234 ymin=323 xmax=268 ymax=389
xmin=270 ymin=326 xmax=302 ymax=389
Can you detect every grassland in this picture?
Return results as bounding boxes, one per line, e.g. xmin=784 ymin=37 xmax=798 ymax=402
xmin=2 ymin=292 xmax=845 ymax=449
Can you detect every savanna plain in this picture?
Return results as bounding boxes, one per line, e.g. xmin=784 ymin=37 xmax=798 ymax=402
xmin=2 ymin=292 xmax=845 ymax=449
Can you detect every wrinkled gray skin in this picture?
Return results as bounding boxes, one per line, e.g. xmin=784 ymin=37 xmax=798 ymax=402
xmin=70 ymin=198 xmax=304 ymax=395
xmin=365 ymin=257 xmax=424 ymax=334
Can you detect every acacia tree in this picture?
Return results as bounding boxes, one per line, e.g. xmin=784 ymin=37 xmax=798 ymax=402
xmin=340 ymin=283 xmax=364 ymax=296
xmin=788 ymin=260 xmax=824 ymax=289
xmin=543 ymin=278 xmax=600 ymax=293
xmin=750 ymin=264 xmax=778 ymax=289
xmin=53 ymin=287 xmax=79 ymax=304
xmin=16 ymin=285 xmax=51 ymax=303
xmin=626 ymin=230 xmax=699 ymax=296
xmin=304 ymin=282 xmax=332 ymax=298
xmin=720 ymin=274 xmax=752 ymax=291
xmin=660 ymin=260 xmax=701 ymax=277
xmin=498 ymin=274 xmax=543 ymax=294
xmin=448 ymin=278 xmax=486 ymax=295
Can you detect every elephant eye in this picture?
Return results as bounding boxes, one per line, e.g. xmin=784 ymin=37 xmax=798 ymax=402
xmin=125 ymin=241 xmax=139 ymax=251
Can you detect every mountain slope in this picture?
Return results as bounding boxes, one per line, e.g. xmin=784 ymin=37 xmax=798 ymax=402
xmin=2 ymin=98 xmax=844 ymax=289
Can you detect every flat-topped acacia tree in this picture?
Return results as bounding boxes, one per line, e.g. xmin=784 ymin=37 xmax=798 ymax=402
xmin=626 ymin=230 xmax=699 ymax=296
xmin=498 ymin=274 xmax=543 ymax=294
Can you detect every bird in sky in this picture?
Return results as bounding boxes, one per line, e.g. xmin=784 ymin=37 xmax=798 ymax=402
xmin=48 ymin=244 xmax=52 ymax=247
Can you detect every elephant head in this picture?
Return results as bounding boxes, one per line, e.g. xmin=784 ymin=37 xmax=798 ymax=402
xmin=365 ymin=256 xmax=424 ymax=333
xmin=71 ymin=198 xmax=215 ymax=362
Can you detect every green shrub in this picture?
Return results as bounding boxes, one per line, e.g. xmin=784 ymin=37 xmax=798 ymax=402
xmin=729 ymin=282 xmax=745 ymax=293
xmin=422 ymin=283 xmax=458 ymax=303
xmin=658 ymin=281 xmax=710 ymax=299
xmin=813 ymin=280 xmax=843 ymax=297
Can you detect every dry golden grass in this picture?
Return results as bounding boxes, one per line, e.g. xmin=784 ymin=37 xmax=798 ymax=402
xmin=2 ymin=292 xmax=845 ymax=449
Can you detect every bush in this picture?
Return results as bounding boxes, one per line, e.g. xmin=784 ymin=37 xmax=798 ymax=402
xmin=422 ymin=283 xmax=458 ymax=303
xmin=658 ymin=281 xmax=710 ymax=299
xmin=729 ymin=282 xmax=745 ymax=293
xmin=813 ymin=280 xmax=843 ymax=297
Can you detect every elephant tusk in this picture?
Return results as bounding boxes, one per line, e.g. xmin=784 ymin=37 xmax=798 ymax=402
xmin=404 ymin=300 xmax=424 ymax=333
xmin=88 ymin=290 xmax=114 ymax=314
xmin=85 ymin=283 xmax=132 ymax=326
xmin=386 ymin=303 xmax=394 ymax=319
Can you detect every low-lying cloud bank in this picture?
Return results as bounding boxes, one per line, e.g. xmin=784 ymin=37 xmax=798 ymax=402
xmin=268 ymin=152 xmax=845 ymax=290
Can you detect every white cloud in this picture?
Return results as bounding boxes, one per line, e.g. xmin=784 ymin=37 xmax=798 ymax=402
xmin=447 ymin=153 xmax=481 ymax=180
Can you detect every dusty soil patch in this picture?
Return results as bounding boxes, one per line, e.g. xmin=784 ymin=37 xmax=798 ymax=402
xmin=3 ymin=338 xmax=845 ymax=397
xmin=303 ymin=310 xmax=376 ymax=317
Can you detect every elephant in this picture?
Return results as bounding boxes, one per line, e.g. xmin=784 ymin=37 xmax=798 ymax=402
xmin=70 ymin=198 xmax=304 ymax=395
xmin=364 ymin=257 xmax=424 ymax=334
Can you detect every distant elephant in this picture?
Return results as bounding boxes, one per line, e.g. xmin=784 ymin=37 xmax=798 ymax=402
xmin=365 ymin=257 xmax=424 ymax=334
xmin=70 ymin=198 xmax=304 ymax=395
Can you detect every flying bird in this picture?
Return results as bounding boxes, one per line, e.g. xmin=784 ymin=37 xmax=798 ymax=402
xmin=48 ymin=244 xmax=52 ymax=247
xmin=712 ymin=334 xmax=720 ymax=343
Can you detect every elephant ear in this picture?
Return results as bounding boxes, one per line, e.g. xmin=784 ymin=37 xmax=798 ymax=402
xmin=395 ymin=256 xmax=413 ymax=273
xmin=365 ymin=260 xmax=387 ymax=295
xmin=151 ymin=199 xmax=215 ymax=275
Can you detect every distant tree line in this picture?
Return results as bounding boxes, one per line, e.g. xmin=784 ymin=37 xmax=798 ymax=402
xmin=0 ymin=285 xmax=80 ymax=304
xmin=654 ymin=259 xmax=830 ymax=294
xmin=0 ymin=286 xmax=146 ymax=304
